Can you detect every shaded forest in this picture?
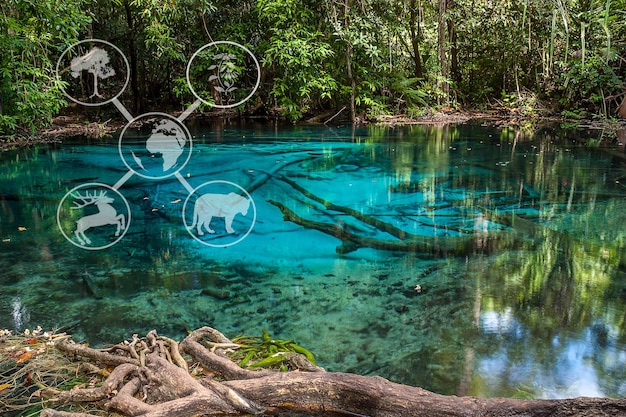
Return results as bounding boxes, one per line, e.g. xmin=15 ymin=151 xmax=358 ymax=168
xmin=1 ymin=0 xmax=626 ymax=134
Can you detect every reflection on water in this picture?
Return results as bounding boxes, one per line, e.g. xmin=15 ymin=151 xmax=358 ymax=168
xmin=1 ymin=121 xmax=625 ymax=399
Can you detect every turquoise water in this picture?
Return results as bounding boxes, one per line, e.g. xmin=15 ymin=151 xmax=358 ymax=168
xmin=1 ymin=121 xmax=626 ymax=399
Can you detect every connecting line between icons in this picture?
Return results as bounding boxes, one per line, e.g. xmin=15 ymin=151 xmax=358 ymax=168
xmin=175 ymin=172 xmax=195 ymax=194
xmin=113 ymin=93 xmax=201 ymax=124
xmin=113 ymin=169 xmax=193 ymax=193
xmin=178 ymin=99 xmax=203 ymax=122
xmin=112 ymin=98 xmax=135 ymax=122
xmin=113 ymin=170 xmax=135 ymax=191
xmin=110 ymin=96 xmax=136 ymax=191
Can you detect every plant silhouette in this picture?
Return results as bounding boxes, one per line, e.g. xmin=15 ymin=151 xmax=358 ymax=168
xmin=70 ymin=47 xmax=116 ymax=99
xmin=209 ymin=52 xmax=238 ymax=94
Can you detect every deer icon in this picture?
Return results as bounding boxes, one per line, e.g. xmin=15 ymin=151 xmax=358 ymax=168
xmin=71 ymin=190 xmax=126 ymax=246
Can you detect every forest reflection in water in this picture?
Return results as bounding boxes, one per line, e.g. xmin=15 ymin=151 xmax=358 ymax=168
xmin=0 ymin=121 xmax=625 ymax=399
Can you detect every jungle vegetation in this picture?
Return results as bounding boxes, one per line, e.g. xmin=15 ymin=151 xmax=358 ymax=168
xmin=1 ymin=0 xmax=626 ymax=134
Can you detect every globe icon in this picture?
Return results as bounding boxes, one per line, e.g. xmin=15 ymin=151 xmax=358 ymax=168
xmin=144 ymin=119 xmax=187 ymax=172
xmin=119 ymin=113 xmax=192 ymax=179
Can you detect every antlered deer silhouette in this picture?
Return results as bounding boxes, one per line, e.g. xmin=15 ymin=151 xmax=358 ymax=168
xmin=71 ymin=190 xmax=125 ymax=245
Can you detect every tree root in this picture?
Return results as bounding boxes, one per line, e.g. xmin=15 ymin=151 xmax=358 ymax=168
xmin=181 ymin=327 xmax=270 ymax=381
xmin=46 ymin=328 xmax=272 ymax=416
xmin=40 ymin=326 xmax=626 ymax=417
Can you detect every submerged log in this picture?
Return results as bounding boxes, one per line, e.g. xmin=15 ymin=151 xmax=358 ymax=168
xmin=268 ymin=199 xmax=517 ymax=256
xmin=276 ymin=174 xmax=418 ymax=241
xmin=40 ymin=327 xmax=626 ymax=417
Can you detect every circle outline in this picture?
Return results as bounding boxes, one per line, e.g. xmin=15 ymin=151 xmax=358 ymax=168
xmin=186 ymin=41 xmax=261 ymax=109
xmin=56 ymin=39 xmax=130 ymax=107
xmin=182 ymin=180 xmax=257 ymax=247
xmin=56 ymin=183 xmax=131 ymax=250
xmin=118 ymin=112 xmax=193 ymax=180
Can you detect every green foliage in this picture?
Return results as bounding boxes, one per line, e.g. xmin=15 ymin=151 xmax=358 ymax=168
xmin=229 ymin=330 xmax=317 ymax=371
xmin=0 ymin=0 xmax=90 ymax=135
xmin=500 ymin=90 xmax=540 ymax=117
xmin=389 ymin=76 xmax=430 ymax=114
xmin=129 ymin=0 xmax=201 ymax=61
xmin=2 ymin=0 xmax=625 ymax=130
xmin=259 ymin=0 xmax=337 ymax=121
xmin=449 ymin=0 xmax=625 ymax=117
xmin=554 ymin=55 xmax=622 ymax=117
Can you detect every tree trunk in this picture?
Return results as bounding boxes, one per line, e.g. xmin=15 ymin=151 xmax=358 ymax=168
xmin=437 ymin=0 xmax=450 ymax=104
xmin=448 ymin=0 xmax=459 ymax=86
xmin=346 ymin=44 xmax=356 ymax=123
xmin=618 ymin=95 xmax=626 ymax=119
xmin=124 ymin=0 xmax=141 ymax=113
xmin=227 ymin=372 xmax=626 ymax=417
xmin=409 ymin=0 xmax=424 ymax=80
xmin=344 ymin=0 xmax=357 ymax=123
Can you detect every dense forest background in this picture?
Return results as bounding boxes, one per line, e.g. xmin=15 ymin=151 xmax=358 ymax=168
xmin=1 ymin=0 xmax=626 ymax=134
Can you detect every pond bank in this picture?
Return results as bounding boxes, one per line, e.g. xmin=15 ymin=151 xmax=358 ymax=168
xmin=2 ymin=110 xmax=626 ymax=150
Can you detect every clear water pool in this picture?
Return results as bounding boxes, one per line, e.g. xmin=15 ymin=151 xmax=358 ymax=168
xmin=1 ymin=121 xmax=625 ymax=399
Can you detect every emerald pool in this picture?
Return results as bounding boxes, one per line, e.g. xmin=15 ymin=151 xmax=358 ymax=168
xmin=1 ymin=121 xmax=625 ymax=399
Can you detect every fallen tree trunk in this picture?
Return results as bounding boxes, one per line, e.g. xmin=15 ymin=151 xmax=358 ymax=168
xmin=275 ymin=174 xmax=421 ymax=241
xmin=226 ymin=372 xmax=626 ymax=417
xmin=268 ymin=199 xmax=519 ymax=256
xmin=35 ymin=327 xmax=626 ymax=417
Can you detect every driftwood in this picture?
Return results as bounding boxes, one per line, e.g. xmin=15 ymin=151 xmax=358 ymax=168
xmin=39 ymin=327 xmax=626 ymax=417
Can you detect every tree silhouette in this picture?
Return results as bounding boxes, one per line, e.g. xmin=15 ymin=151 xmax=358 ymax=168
xmin=70 ymin=47 xmax=116 ymax=99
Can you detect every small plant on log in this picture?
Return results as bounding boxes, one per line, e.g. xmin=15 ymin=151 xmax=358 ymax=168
xmin=230 ymin=330 xmax=318 ymax=371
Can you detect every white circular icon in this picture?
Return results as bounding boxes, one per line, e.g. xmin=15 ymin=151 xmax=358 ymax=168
xmin=118 ymin=112 xmax=193 ymax=179
xmin=57 ymin=183 xmax=131 ymax=250
xmin=186 ymin=41 xmax=261 ymax=109
xmin=183 ymin=181 xmax=256 ymax=247
xmin=56 ymin=39 xmax=130 ymax=107
xmin=56 ymin=39 xmax=262 ymax=250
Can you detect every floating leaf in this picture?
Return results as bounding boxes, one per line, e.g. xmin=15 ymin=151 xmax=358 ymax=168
xmin=0 ymin=383 xmax=10 ymax=392
xmin=17 ymin=226 xmax=27 ymax=231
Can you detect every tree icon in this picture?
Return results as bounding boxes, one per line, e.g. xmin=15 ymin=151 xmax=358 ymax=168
xmin=70 ymin=47 xmax=116 ymax=99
